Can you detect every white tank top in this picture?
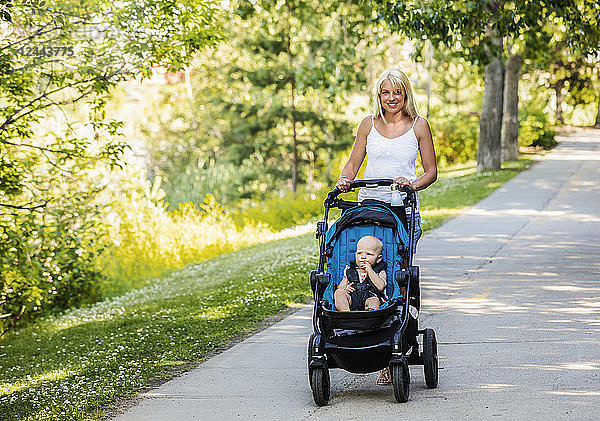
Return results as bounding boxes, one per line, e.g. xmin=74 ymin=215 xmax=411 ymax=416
xmin=358 ymin=116 xmax=420 ymax=209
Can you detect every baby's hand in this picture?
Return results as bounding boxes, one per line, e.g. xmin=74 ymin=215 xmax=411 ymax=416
xmin=345 ymin=282 xmax=355 ymax=293
xmin=360 ymin=261 xmax=373 ymax=271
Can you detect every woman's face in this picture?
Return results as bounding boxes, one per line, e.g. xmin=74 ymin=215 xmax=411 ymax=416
xmin=379 ymin=79 xmax=405 ymax=115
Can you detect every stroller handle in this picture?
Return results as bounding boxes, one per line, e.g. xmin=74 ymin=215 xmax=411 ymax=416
xmin=325 ymin=178 xmax=416 ymax=206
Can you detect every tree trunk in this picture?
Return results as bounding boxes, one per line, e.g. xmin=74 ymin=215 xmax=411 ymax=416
xmin=477 ymin=54 xmax=504 ymax=171
xmin=595 ymin=92 xmax=600 ymax=127
xmin=426 ymin=43 xmax=434 ymax=119
xmin=501 ymin=53 xmax=521 ymax=162
xmin=285 ymin=10 xmax=298 ymax=193
xmin=555 ymin=79 xmax=565 ymax=125
xmin=291 ymin=79 xmax=298 ymax=193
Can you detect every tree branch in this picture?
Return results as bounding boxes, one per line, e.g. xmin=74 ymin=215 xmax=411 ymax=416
xmin=0 ymin=67 xmax=127 ymax=133
xmin=0 ymin=200 xmax=50 ymax=211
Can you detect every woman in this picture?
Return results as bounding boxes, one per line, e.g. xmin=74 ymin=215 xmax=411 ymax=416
xmin=335 ymin=67 xmax=437 ymax=384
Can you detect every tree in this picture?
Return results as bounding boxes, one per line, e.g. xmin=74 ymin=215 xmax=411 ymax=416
xmin=0 ymin=0 xmax=223 ymax=332
xmin=1 ymin=0 xmax=223 ymax=205
xmin=220 ymin=0 xmax=371 ymax=193
xmin=370 ymin=0 xmax=600 ymax=170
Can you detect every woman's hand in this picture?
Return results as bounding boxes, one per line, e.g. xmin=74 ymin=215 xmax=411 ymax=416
xmin=393 ymin=177 xmax=413 ymax=189
xmin=335 ymin=175 xmax=352 ymax=192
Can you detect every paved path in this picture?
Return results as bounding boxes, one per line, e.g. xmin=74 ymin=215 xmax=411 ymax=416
xmin=113 ymin=128 xmax=600 ymax=420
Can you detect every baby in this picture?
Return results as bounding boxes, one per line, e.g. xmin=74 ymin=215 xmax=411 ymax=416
xmin=334 ymin=235 xmax=387 ymax=311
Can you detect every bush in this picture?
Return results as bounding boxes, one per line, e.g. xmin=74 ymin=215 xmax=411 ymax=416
xmin=98 ymin=179 xmax=277 ymax=295
xmin=1 ymin=164 xmax=277 ymax=335
xmin=519 ymin=108 xmax=557 ymax=149
xmin=428 ymin=107 xmax=479 ymax=166
xmin=161 ymin=157 xmax=266 ymax=210
xmin=1 ymin=190 xmax=107 ymax=335
xmin=519 ymin=88 xmax=557 ymax=149
xmin=234 ymin=191 xmax=326 ymax=231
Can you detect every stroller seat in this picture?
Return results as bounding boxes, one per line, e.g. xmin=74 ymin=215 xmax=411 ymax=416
xmin=322 ymin=212 xmax=407 ymax=312
xmin=320 ymin=206 xmax=409 ymax=335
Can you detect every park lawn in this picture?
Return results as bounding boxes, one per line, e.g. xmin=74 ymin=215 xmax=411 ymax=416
xmin=0 ymin=157 xmax=533 ymax=421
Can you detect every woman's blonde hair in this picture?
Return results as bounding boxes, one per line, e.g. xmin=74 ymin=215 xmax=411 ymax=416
xmin=372 ymin=68 xmax=418 ymax=123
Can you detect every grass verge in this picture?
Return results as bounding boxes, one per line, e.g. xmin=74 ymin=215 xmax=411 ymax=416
xmin=0 ymin=156 xmax=535 ymax=420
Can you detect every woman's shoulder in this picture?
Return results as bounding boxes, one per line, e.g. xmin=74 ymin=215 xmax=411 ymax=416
xmin=413 ymin=115 xmax=431 ymax=133
xmin=413 ymin=115 xmax=430 ymax=128
xmin=357 ymin=115 xmax=375 ymax=134
xmin=359 ymin=115 xmax=375 ymax=126
xmin=413 ymin=116 xmax=434 ymax=145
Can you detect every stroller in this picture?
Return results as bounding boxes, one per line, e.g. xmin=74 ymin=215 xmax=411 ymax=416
xmin=308 ymin=179 xmax=439 ymax=405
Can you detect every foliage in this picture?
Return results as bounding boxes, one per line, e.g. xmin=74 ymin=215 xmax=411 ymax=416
xmin=234 ymin=190 xmax=326 ymax=231
xmin=94 ymin=166 xmax=279 ymax=295
xmin=159 ymin=157 xmax=272 ymax=210
xmin=227 ymin=0 xmax=366 ymax=191
xmin=369 ymin=0 xmax=600 ymax=169
xmin=0 ymin=0 xmax=223 ymax=334
xmin=0 ymin=163 xmax=109 ymax=335
xmin=428 ymin=107 xmax=479 ymax=166
xmin=521 ymin=16 xmax=600 ymax=125
xmin=370 ymin=0 xmax=599 ymax=65
xmin=179 ymin=0 xmax=372 ymax=195
xmin=519 ymin=88 xmax=557 ymax=149
xmin=0 ymin=234 xmax=317 ymax=420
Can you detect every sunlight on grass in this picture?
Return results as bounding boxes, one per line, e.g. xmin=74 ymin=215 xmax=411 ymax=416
xmin=0 ymin=235 xmax=317 ymax=421
xmin=436 ymin=161 xmax=477 ymax=178
xmin=0 ymin=369 xmax=75 ymax=395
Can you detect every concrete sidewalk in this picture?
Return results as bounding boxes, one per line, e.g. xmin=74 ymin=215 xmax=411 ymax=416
xmin=112 ymin=128 xmax=600 ymax=420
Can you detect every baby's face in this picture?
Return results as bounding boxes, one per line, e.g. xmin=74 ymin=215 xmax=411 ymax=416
xmin=355 ymin=239 xmax=381 ymax=269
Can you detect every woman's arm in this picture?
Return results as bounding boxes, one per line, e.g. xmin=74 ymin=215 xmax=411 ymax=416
xmin=335 ymin=116 xmax=371 ymax=191
xmin=413 ymin=117 xmax=437 ymax=191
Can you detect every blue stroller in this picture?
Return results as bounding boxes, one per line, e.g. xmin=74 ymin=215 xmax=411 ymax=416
xmin=308 ymin=179 xmax=439 ymax=405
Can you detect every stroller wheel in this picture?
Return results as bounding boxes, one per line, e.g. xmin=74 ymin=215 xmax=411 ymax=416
xmin=391 ymin=360 xmax=410 ymax=403
xmin=423 ymin=328 xmax=439 ymax=388
xmin=310 ymin=366 xmax=330 ymax=406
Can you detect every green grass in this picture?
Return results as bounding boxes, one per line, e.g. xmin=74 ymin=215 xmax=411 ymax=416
xmin=0 ymin=235 xmax=317 ymax=420
xmin=0 ymin=156 xmax=535 ymax=420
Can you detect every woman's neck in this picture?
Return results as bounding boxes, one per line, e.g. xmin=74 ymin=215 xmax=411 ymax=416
xmin=383 ymin=111 xmax=410 ymax=125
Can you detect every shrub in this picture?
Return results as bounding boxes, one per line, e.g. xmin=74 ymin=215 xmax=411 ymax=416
xmin=519 ymin=108 xmax=557 ymax=149
xmin=234 ymin=191 xmax=326 ymax=231
xmin=519 ymin=87 xmax=557 ymax=149
xmin=1 ymin=190 xmax=107 ymax=335
xmin=1 ymin=164 xmax=277 ymax=335
xmin=161 ymin=158 xmax=265 ymax=210
xmin=98 ymin=184 xmax=276 ymax=295
xmin=428 ymin=107 xmax=479 ymax=166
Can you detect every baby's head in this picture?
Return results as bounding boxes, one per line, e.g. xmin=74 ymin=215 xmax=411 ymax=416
xmin=355 ymin=236 xmax=383 ymax=269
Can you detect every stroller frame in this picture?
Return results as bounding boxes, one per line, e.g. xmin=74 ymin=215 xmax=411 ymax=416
xmin=308 ymin=179 xmax=439 ymax=405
